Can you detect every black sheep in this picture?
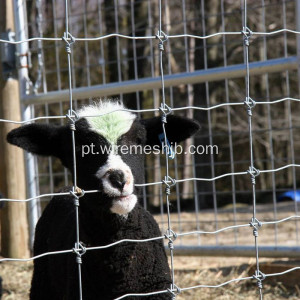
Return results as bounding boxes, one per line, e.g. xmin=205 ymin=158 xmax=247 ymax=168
xmin=7 ymin=102 xmax=200 ymax=300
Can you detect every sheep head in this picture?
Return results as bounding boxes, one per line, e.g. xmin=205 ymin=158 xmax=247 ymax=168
xmin=7 ymin=101 xmax=200 ymax=216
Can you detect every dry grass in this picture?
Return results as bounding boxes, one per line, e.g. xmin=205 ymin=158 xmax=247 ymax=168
xmin=1 ymin=202 xmax=300 ymax=299
xmin=173 ymin=257 xmax=300 ymax=299
xmin=0 ymin=261 xmax=32 ymax=300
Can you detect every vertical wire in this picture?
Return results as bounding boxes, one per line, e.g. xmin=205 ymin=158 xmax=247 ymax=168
xmin=165 ymin=0 xmax=182 ymax=244
xmin=59 ymin=102 xmax=69 ymax=186
xmin=142 ymin=0 xmax=150 ymax=209
xmin=181 ymin=0 xmax=201 ymax=245
xmin=31 ymin=104 xmax=42 ymax=219
xmin=68 ymin=3 xmax=77 ymax=109
xmin=130 ymin=0 xmax=141 ymax=112
xmin=52 ymin=0 xmax=62 ymax=91
xmin=221 ymin=0 xmax=238 ymax=245
xmin=243 ymin=1 xmax=263 ymax=298
xmin=34 ymin=0 xmax=47 ymax=220
xmin=44 ymin=103 xmax=54 ymax=196
xmin=113 ymin=0 xmax=123 ymax=102
xmin=64 ymin=0 xmax=82 ymax=299
xmin=53 ymin=0 xmax=69 ymax=185
xmin=53 ymin=0 xmax=68 ymax=187
xmin=282 ymin=0 xmax=299 ymax=244
xmin=261 ymin=0 xmax=278 ymax=246
xmin=97 ymin=0 xmax=106 ymax=85
xmin=83 ymin=1 xmax=91 ymax=87
xmin=36 ymin=0 xmax=53 ymax=214
xmin=158 ymin=0 xmax=175 ymax=294
xmin=148 ymin=0 xmax=164 ymax=229
xmin=148 ymin=0 xmax=155 ymax=80
xmin=200 ymin=0 xmax=219 ymax=245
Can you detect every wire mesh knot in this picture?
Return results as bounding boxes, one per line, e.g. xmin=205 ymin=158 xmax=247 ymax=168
xmin=241 ymin=27 xmax=253 ymax=46
xmin=165 ymin=229 xmax=177 ymax=250
xmin=62 ymin=32 xmax=76 ymax=54
xmin=159 ymin=103 xmax=172 ymax=123
xmin=162 ymin=176 xmax=176 ymax=195
xmin=156 ymin=30 xmax=168 ymax=51
xmin=244 ymin=97 xmax=256 ymax=116
xmin=250 ymin=217 xmax=262 ymax=237
xmin=167 ymin=283 xmax=181 ymax=299
xmin=247 ymin=166 xmax=260 ymax=185
xmin=73 ymin=242 xmax=86 ymax=264
xmin=253 ymin=270 xmax=266 ymax=290
xmin=70 ymin=190 xmax=80 ymax=207
xmin=66 ymin=109 xmax=79 ymax=130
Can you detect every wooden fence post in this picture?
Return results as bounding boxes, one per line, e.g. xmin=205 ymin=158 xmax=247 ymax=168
xmin=0 ymin=0 xmax=29 ymax=258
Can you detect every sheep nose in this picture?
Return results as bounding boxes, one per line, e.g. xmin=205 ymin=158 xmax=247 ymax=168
xmin=108 ymin=170 xmax=126 ymax=192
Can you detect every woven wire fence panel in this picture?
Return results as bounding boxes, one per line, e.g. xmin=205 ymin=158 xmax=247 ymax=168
xmin=22 ymin=0 xmax=300 ymax=250
xmin=1 ymin=0 xmax=300 ymax=298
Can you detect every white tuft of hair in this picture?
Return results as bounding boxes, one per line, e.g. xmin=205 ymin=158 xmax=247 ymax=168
xmin=77 ymin=100 xmax=136 ymax=145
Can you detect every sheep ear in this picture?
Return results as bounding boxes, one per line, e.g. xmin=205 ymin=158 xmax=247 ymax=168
xmin=7 ymin=123 xmax=67 ymax=158
xmin=141 ymin=115 xmax=200 ymax=147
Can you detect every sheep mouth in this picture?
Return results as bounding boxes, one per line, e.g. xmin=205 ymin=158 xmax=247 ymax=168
xmin=110 ymin=194 xmax=137 ymax=215
xmin=118 ymin=194 xmax=133 ymax=201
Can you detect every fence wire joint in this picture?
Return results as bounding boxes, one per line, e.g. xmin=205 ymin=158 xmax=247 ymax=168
xmin=247 ymin=166 xmax=260 ymax=185
xmin=167 ymin=283 xmax=181 ymax=299
xmin=62 ymin=32 xmax=76 ymax=54
xmin=250 ymin=217 xmax=262 ymax=237
xmin=73 ymin=242 xmax=86 ymax=264
xmin=66 ymin=110 xmax=79 ymax=130
xmin=253 ymin=270 xmax=266 ymax=290
xmin=159 ymin=103 xmax=172 ymax=123
xmin=165 ymin=229 xmax=177 ymax=250
xmin=156 ymin=30 xmax=168 ymax=51
xmin=244 ymin=97 xmax=256 ymax=116
xmin=241 ymin=27 xmax=253 ymax=46
xmin=162 ymin=176 xmax=176 ymax=195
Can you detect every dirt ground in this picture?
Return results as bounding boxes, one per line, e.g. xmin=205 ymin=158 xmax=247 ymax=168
xmin=1 ymin=202 xmax=300 ymax=299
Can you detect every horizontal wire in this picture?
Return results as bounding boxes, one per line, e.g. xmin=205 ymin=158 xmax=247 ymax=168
xmin=180 ymin=275 xmax=253 ymax=291
xmin=2 ymin=164 xmax=300 ymax=202
xmin=114 ymin=289 xmax=169 ymax=300
xmin=265 ymin=266 xmax=300 ymax=278
xmin=260 ymin=163 xmax=300 ymax=174
xmin=256 ymin=97 xmax=300 ymax=105
xmin=0 ymin=115 xmax=66 ymax=124
xmin=0 ymin=249 xmax=73 ymax=263
xmin=1 ymin=29 xmax=300 ymax=45
xmin=262 ymin=215 xmax=300 ymax=226
xmin=115 ymin=264 xmax=300 ymax=299
xmin=178 ymin=223 xmax=251 ymax=237
xmin=0 ymin=189 xmax=100 ymax=202
xmin=1 ymin=215 xmax=299 ymax=263
xmin=175 ymin=172 xmax=248 ymax=183
xmin=254 ymin=29 xmax=300 ymax=36
xmin=1 ymin=97 xmax=300 ymax=124
xmin=85 ymin=236 xmax=165 ymax=251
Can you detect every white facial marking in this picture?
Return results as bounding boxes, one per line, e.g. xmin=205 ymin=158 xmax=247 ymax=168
xmin=77 ymin=101 xmax=136 ymax=145
xmin=95 ymin=153 xmax=136 ymax=215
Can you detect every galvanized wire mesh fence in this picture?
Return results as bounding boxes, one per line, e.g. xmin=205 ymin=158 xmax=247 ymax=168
xmin=1 ymin=0 xmax=300 ymax=299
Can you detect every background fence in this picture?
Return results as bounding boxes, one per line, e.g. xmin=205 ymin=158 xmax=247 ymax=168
xmin=1 ymin=0 xmax=300 ymax=298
